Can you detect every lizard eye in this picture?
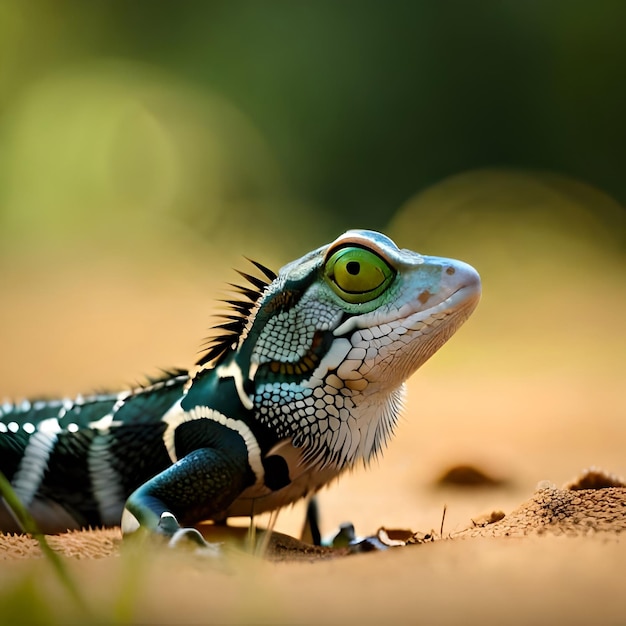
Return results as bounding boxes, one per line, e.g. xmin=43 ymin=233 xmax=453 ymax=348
xmin=324 ymin=246 xmax=395 ymax=303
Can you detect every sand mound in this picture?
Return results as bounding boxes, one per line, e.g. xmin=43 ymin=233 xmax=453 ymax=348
xmin=456 ymin=486 xmax=626 ymax=539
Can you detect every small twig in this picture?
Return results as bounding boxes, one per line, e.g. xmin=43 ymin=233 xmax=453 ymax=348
xmin=439 ymin=504 xmax=448 ymax=539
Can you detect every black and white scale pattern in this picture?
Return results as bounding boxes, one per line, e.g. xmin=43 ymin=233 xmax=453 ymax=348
xmin=0 ymin=374 xmax=187 ymax=531
xmin=0 ymin=229 xmax=481 ymax=536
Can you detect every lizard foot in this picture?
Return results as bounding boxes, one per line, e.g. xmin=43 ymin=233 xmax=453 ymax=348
xmin=169 ymin=528 xmax=222 ymax=556
xmin=158 ymin=513 xmax=222 ymax=556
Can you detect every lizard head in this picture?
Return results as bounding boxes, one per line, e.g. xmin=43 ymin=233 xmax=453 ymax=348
xmin=200 ymin=229 xmax=481 ymax=468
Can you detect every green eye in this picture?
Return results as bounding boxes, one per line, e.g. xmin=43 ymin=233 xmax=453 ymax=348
xmin=324 ymin=246 xmax=395 ymax=303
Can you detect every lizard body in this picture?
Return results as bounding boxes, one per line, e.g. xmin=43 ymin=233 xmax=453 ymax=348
xmin=0 ymin=230 xmax=480 ymax=544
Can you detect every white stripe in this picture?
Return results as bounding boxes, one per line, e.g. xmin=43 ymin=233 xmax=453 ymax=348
xmin=216 ymin=360 xmax=254 ymax=410
xmin=88 ymin=413 xmax=121 ymax=432
xmin=12 ymin=431 xmax=59 ymax=506
xmin=161 ymin=401 xmax=264 ymax=485
xmin=303 ymin=338 xmax=351 ymax=389
xmin=161 ymin=399 xmax=184 ymax=461
xmin=39 ymin=418 xmax=62 ymax=434
xmin=88 ymin=434 xmax=126 ymax=525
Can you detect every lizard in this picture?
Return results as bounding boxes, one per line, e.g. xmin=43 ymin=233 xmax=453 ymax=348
xmin=0 ymin=229 xmax=481 ymax=547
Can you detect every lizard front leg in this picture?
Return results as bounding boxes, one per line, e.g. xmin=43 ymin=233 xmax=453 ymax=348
xmin=121 ymin=447 xmax=253 ymax=548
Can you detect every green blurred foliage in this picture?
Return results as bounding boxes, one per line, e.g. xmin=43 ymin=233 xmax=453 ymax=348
xmin=0 ymin=0 xmax=624 ymax=255
xmin=0 ymin=576 xmax=57 ymax=626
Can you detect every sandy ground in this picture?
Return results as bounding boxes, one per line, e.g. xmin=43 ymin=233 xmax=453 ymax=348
xmin=0 ymin=204 xmax=625 ymax=624
xmin=1 ymin=483 xmax=626 ymax=625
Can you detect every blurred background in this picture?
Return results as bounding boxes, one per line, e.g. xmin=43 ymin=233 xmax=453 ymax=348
xmin=0 ymin=0 xmax=624 ymax=536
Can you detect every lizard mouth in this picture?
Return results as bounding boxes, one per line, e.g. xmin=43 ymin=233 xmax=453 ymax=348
xmin=406 ymin=281 xmax=481 ymax=328
xmin=441 ymin=281 xmax=482 ymax=313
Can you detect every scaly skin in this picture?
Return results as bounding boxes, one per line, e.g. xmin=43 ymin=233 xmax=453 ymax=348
xmin=0 ymin=230 xmax=480 ymax=546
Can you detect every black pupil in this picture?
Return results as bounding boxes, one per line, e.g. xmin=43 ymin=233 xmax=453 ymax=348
xmin=346 ymin=261 xmax=360 ymax=275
